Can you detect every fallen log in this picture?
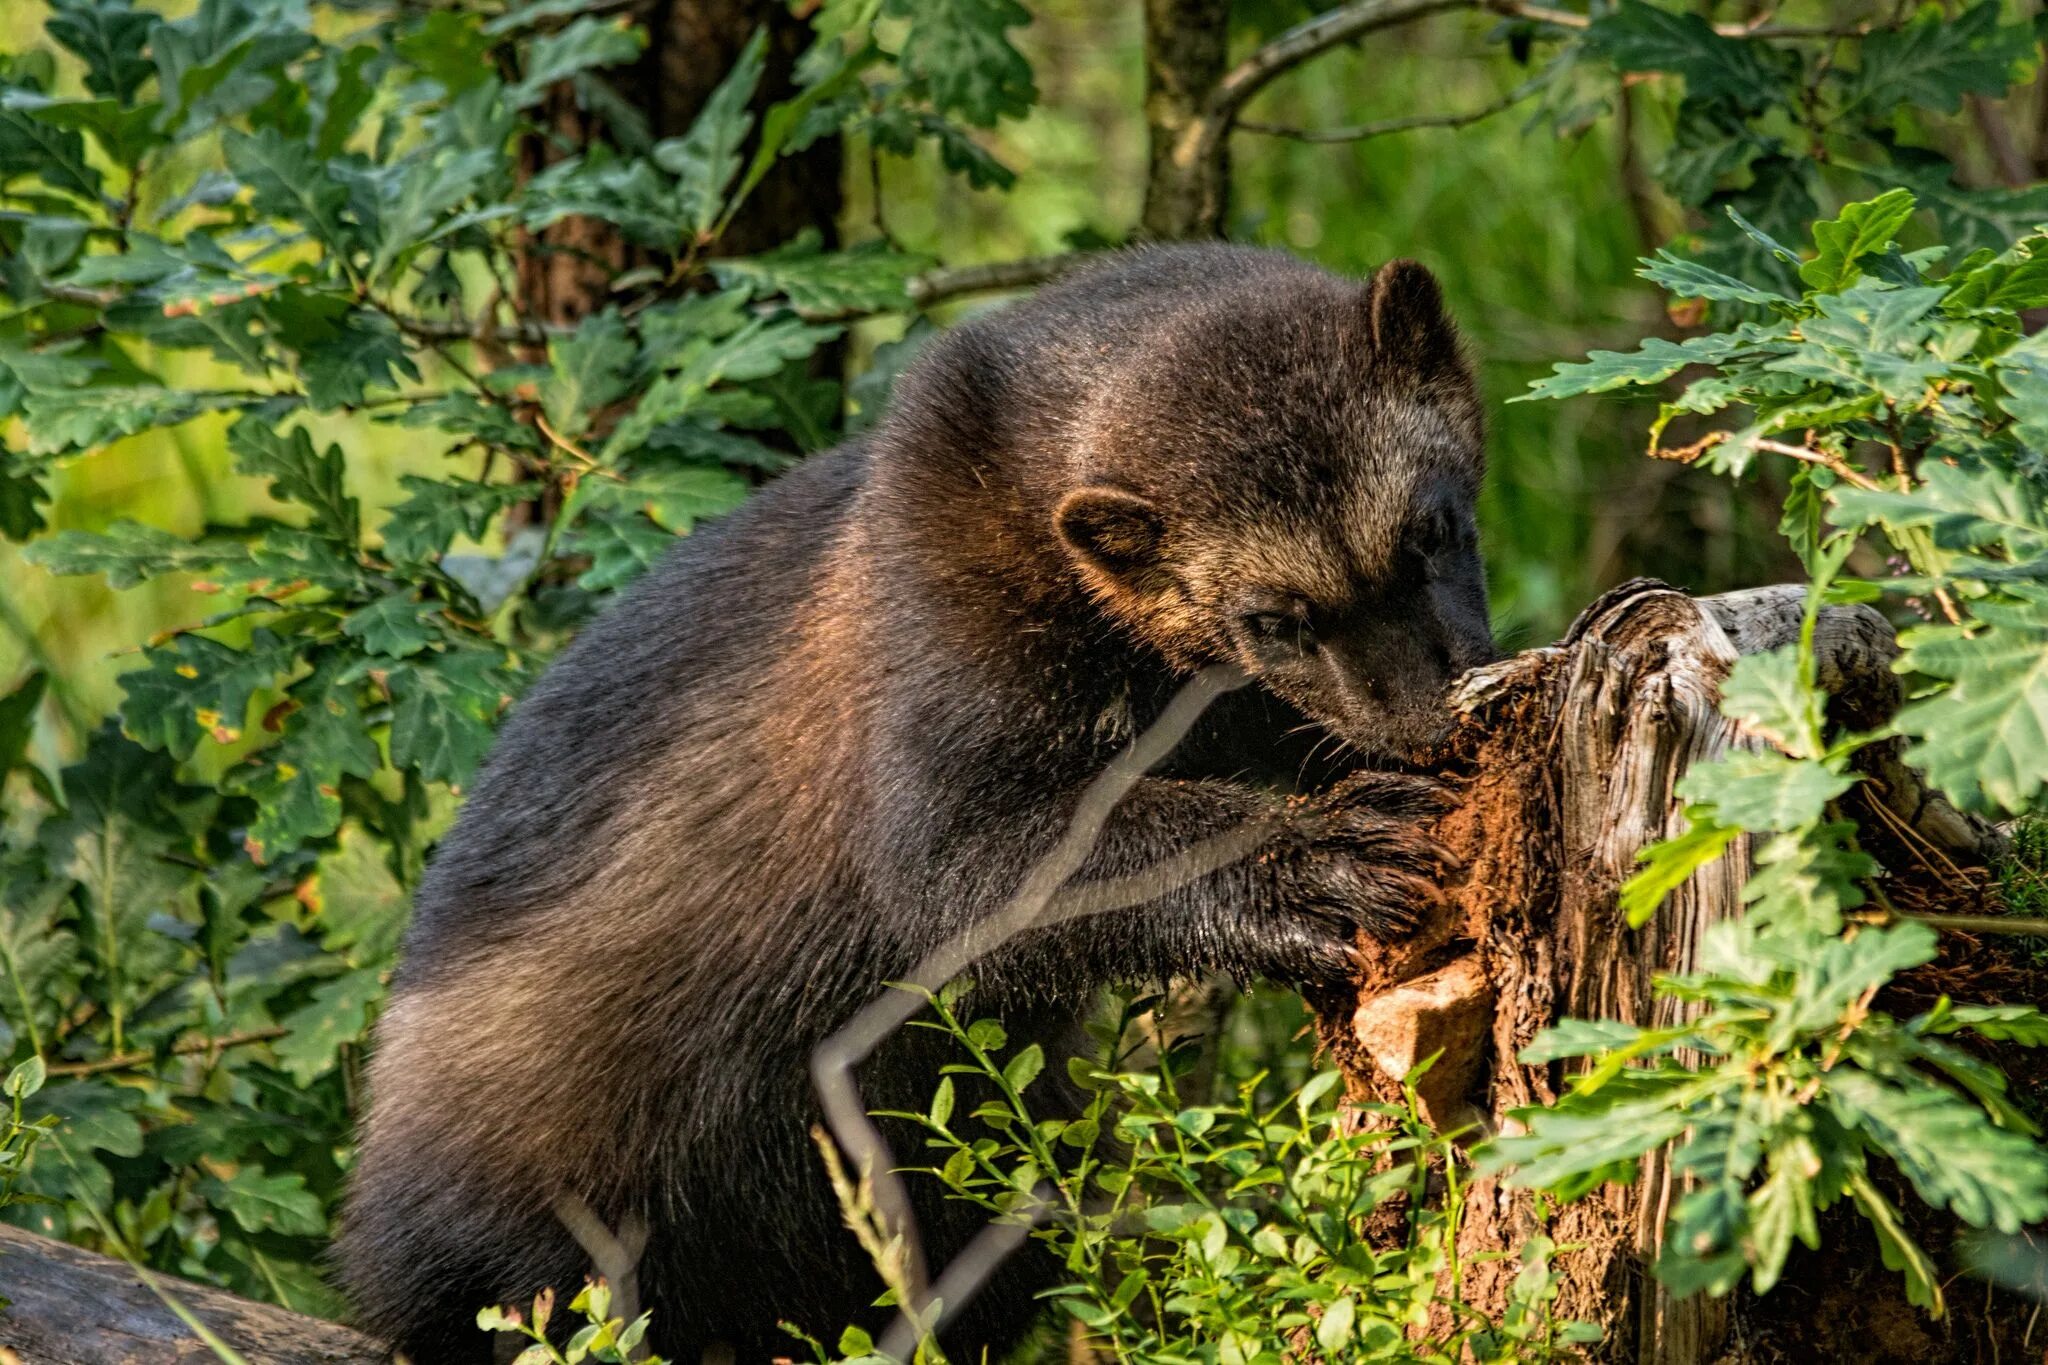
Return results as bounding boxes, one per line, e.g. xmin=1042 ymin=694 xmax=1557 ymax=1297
xmin=0 ymin=1224 xmax=385 ymax=1365
xmin=1314 ymin=579 xmax=2010 ymax=1365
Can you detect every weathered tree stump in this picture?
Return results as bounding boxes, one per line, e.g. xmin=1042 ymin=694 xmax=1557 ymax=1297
xmin=0 ymin=1225 xmax=385 ymax=1365
xmin=1316 ymin=580 xmax=1995 ymax=1365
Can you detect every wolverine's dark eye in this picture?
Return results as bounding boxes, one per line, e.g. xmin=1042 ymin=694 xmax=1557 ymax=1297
xmin=1411 ymin=508 xmax=1469 ymax=578
xmin=1240 ymin=608 xmax=1317 ymax=654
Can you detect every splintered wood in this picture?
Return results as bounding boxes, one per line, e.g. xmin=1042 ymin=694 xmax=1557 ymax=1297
xmin=1316 ymin=579 xmax=1991 ymax=1365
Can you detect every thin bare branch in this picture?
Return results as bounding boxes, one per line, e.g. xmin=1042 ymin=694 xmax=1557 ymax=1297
xmin=1238 ymin=82 xmax=1537 ymax=142
xmin=1486 ymin=1 xmax=1876 ymax=37
xmin=389 ymin=312 xmax=561 ymax=345
xmin=47 ymin=1026 xmax=287 ymax=1078
xmin=810 ymin=665 xmax=1255 ymax=1336
xmin=1208 ymin=0 xmax=1475 ymax=121
xmin=905 ymin=253 xmax=1091 ymax=309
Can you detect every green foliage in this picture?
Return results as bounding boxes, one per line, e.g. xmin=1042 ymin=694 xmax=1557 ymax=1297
xmin=0 ymin=0 xmax=1030 ymax=1315
xmin=1578 ymin=0 xmax=2044 ymax=267
xmin=838 ymin=989 xmax=1598 ymax=1364
xmin=1509 ymin=189 xmax=2048 ymax=1313
xmin=479 ymin=1280 xmax=667 ymax=1365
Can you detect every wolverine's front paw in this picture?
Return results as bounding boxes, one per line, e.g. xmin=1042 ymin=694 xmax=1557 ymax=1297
xmin=1267 ymin=774 xmax=1458 ymax=984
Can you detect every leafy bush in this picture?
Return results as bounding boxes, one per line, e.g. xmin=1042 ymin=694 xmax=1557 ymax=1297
xmin=479 ymin=1280 xmax=666 ymax=1365
xmin=1565 ymin=0 xmax=2047 ymax=265
xmin=824 ymin=988 xmax=1597 ymax=1365
xmin=1493 ymin=190 xmax=2048 ymax=1312
xmin=0 ymin=0 xmax=1017 ymax=1309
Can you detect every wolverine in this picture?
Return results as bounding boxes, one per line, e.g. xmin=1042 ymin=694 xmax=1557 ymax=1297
xmin=338 ymin=244 xmax=1495 ymax=1362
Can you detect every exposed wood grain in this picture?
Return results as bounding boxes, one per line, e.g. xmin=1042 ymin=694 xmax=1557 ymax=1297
xmin=1323 ymin=580 xmax=1987 ymax=1365
xmin=0 ymin=1225 xmax=386 ymax=1365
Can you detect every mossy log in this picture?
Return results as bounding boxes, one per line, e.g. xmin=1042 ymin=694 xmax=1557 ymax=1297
xmin=0 ymin=1224 xmax=386 ymax=1365
xmin=1315 ymin=579 xmax=2007 ymax=1365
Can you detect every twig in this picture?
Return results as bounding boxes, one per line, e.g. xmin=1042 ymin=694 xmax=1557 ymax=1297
xmin=1485 ymin=1 xmax=1589 ymax=28
xmin=1657 ymin=430 xmax=1888 ymax=493
xmin=38 ymin=282 xmax=118 ymax=308
xmin=1237 ymin=83 xmax=1535 ymax=142
xmin=1865 ymin=911 xmax=2048 ymax=937
xmin=389 ymin=311 xmax=561 ymax=345
xmin=552 ymin=1196 xmax=649 ymax=1362
xmin=47 ymin=1026 xmax=288 ymax=1078
xmin=1208 ymin=0 xmax=1474 ymax=121
xmin=1487 ymin=0 xmax=1874 ymax=37
xmin=1615 ymin=78 xmax=1664 ymax=253
xmin=810 ymin=665 xmax=1258 ymax=1340
xmin=533 ymin=411 xmax=601 ymax=470
xmin=906 ymin=253 xmax=1090 ymax=309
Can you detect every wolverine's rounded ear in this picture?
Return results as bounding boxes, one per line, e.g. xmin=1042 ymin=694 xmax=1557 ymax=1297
xmin=1054 ymin=486 xmax=1165 ymax=578
xmin=1366 ymin=259 xmax=1462 ymax=377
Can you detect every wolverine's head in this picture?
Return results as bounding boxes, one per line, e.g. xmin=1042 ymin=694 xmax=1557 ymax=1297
xmin=1049 ymin=256 xmax=1494 ymax=758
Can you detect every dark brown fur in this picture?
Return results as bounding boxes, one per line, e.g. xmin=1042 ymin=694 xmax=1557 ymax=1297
xmin=338 ymin=244 xmax=1494 ymax=1362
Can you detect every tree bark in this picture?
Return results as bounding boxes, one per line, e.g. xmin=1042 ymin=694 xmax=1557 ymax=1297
xmin=1316 ymin=580 xmax=2000 ymax=1364
xmin=1140 ymin=0 xmax=1233 ymax=240
xmin=0 ymin=1225 xmax=385 ymax=1365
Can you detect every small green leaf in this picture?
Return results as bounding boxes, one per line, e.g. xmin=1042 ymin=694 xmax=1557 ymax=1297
xmin=341 ymin=594 xmax=438 ymax=659
xmin=1639 ymin=250 xmax=1792 ymax=306
xmin=223 ymin=128 xmax=352 ymax=254
xmin=199 ymin=1167 xmax=328 ymax=1237
xmin=45 ymin=0 xmax=156 ymax=103
xmin=1620 ymin=812 xmax=1740 ymax=928
xmin=1924 ymin=1004 xmax=2048 ymax=1046
xmin=386 ymin=647 xmax=517 ymax=788
xmin=118 ymin=629 xmax=299 ymax=759
xmin=1800 ymin=190 xmax=1918 ymax=293
xmin=710 ymin=235 xmax=931 ymax=315
xmin=24 ymin=521 xmax=239 ymax=589
xmin=1586 ymin=0 xmax=1780 ymax=109
xmin=1895 ymin=589 xmax=2048 ymax=813
xmin=272 ymin=969 xmax=385 ymax=1085
xmin=380 ymin=477 xmax=526 ymax=565
xmin=510 ymin=14 xmax=647 ymax=106
xmin=20 ymin=387 xmax=210 ymax=455
xmin=1849 ymin=1171 xmax=1944 ymax=1316
xmin=543 ymin=310 xmax=637 ymax=439
xmin=1846 ymin=3 xmax=2035 ymax=118
xmin=227 ymin=418 xmax=360 ymax=543
xmin=1829 ymin=1069 xmax=2048 ymax=1234
xmin=1719 ymin=645 xmax=1823 ymax=759
xmin=233 ymin=659 xmax=381 ymax=862
xmin=1677 ymin=750 xmax=1855 ymax=832
xmin=1518 ymin=330 xmax=1785 ymax=403
xmin=4 ymin=1055 xmax=46 ymax=1100
xmin=655 ymin=27 xmax=766 ymax=237
xmin=1315 ymin=1294 xmax=1355 ymax=1355
xmin=1002 ymin=1043 xmax=1044 ymax=1094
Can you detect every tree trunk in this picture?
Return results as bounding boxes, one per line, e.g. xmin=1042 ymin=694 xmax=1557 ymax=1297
xmin=1316 ymin=579 xmax=2004 ymax=1364
xmin=0 ymin=1225 xmax=385 ymax=1365
xmin=1140 ymin=0 xmax=1232 ymax=240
